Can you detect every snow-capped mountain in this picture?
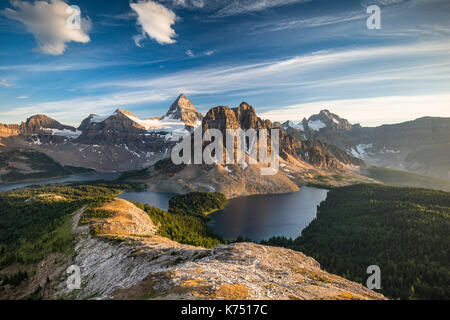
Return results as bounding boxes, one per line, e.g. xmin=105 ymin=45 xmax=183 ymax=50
xmin=162 ymin=93 xmax=203 ymax=128
xmin=0 ymin=95 xmax=203 ymax=172
xmin=281 ymin=110 xmax=450 ymax=179
xmin=281 ymin=109 xmax=355 ymax=140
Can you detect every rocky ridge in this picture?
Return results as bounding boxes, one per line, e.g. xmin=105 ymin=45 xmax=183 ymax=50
xmin=53 ymin=199 xmax=386 ymax=300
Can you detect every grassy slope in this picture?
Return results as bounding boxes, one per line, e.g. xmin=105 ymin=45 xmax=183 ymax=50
xmin=0 ymin=182 xmax=141 ymax=298
xmin=363 ymin=166 xmax=450 ymax=192
xmin=0 ymin=150 xmax=93 ymax=183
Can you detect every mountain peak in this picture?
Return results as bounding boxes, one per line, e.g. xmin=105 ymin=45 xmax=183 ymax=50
xmin=114 ymin=108 xmax=139 ymax=118
xmin=308 ymin=110 xmax=353 ymax=131
xmin=22 ymin=114 xmax=75 ymax=134
xmin=164 ymin=94 xmax=203 ymax=127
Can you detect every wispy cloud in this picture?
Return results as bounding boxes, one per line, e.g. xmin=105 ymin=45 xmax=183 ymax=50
xmin=185 ymin=49 xmax=194 ymax=57
xmin=3 ymin=41 xmax=450 ymax=126
xmin=0 ymin=91 xmax=171 ymax=126
xmin=3 ymin=0 xmax=91 ymax=55
xmin=260 ymin=94 xmax=450 ymax=127
xmin=204 ymin=49 xmax=217 ymax=56
xmin=0 ymin=79 xmax=13 ymax=87
xmin=131 ymin=0 xmax=177 ymax=46
xmin=213 ymin=0 xmax=311 ymax=17
xmin=170 ymin=0 xmax=310 ymax=17
xmin=0 ymin=61 xmax=121 ymax=72
xmin=92 ymin=41 xmax=450 ymax=93
xmin=253 ymin=11 xmax=367 ymax=33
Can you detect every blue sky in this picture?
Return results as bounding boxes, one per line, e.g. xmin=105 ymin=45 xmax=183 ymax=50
xmin=0 ymin=0 xmax=449 ymax=126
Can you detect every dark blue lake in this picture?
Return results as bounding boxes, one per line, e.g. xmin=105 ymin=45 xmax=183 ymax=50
xmin=119 ymin=186 xmax=328 ymax=241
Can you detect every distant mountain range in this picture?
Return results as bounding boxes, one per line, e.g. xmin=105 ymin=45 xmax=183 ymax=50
xmin=1 ymin=94 xmax=448 ymax=194
xmin=0 ymin=94 xmax=202 ymax=172
xmin=279 ymin=110 xmax=450 ymax=180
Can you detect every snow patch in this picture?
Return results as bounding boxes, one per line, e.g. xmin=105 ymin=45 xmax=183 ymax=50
xmin=48 ymin=128 xmax=82 ymax=139
xmin=286 ymin=121 xmax=304 ymax=131
xmin=350 ymin=143 xmax=373 ymax=159
xmin=308 ymin=120 xmax=326 ymax=131
xmin=90 ymin=115 xmax=109 ymax=123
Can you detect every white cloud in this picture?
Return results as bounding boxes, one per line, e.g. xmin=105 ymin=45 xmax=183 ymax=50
xmin=4 ymin=41 xmax=450 ymax=126
xmin=3 ymin=0 xmax=91 ymax=55
xmin=171 ymin=0 xmax=204 ymax=9
xmin=361 ymin=0 xmax=405 ymax=6
xmin=185 ymin=49 xmax=194 ymax=57
xmin=130 ymin=0 xmax=177 ymax=46
xmin=94 ymin=41 xmax=450 ymax=94
xmin=16 ymin=95 xmax=29 ymax=99
xmin=256 ymin=11 xmax=367 ymax=32
xmin=204 ymin=49 xmax=216 ymax=56
xmin=171 ymin=0 xmax=310 ymax=17
xmin=0 ymin=91 xmax=171 ymax=126
xmin=260 ymin=94 xmax=450 ymax=127
xmin=213 ymin=0 xmax=310 ymax=17
xmin=0 ymin=79 xmax=13 ymax=87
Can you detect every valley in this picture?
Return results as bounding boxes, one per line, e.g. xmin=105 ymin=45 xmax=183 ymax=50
xmin=0 ymin=183 xmax=385 ymax=300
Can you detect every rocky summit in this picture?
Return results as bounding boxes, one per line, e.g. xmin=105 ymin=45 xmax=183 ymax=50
xmin=164 ymin=93 xmax=203 ymax=128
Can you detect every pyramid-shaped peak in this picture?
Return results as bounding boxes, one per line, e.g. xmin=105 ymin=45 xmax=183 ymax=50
xmin=177 ymin=93 xmax=188 ymax=100
xmin=170 ymin=94 xmax=197 ymax=112
xmin=164 ymin=94 xmax=203 ymax=126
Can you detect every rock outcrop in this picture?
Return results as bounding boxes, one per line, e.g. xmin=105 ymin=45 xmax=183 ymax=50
xmin=0 ymin=123 xmax=20 ymax=138
xmin=202 ymin=103 xmax=363 ymax=169
xmin=55 ymin=200 xmax=386 ymax=300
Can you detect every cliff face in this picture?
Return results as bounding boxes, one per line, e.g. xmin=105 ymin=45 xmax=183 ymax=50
xmin=51 ymin=199 xmax=385 ymax=300
xmin=0 ymin=123 xmax=20 ymax=138
xmin=201 ymin=103 xmax=363 ymax=170
xmin=202 ymin=103 xmax=268 ymax=132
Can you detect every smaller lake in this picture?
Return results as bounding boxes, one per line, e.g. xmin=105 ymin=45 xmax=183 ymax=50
xmin=208 ymin=187 xmax=328 ymax=241
xmin=120 ymin=186 xmax=328 ymax=242
xmin=0 ymin=172 xmax=120 ymax=192
xmin=118 ymin=191 xmax=177 ymax=211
